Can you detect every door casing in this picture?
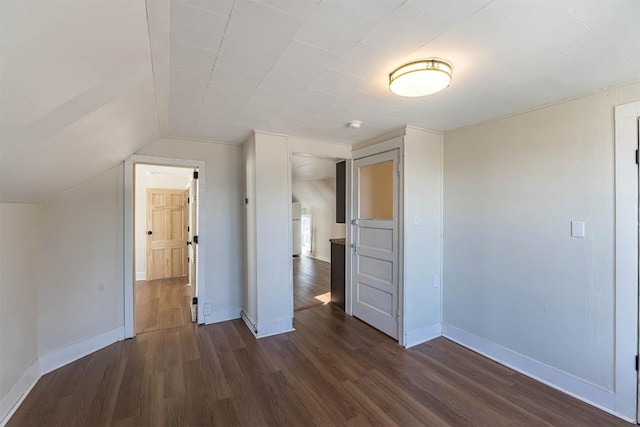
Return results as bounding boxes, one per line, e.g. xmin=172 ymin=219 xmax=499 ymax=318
xmin=124 ymin=155 xmax=206 ymax=339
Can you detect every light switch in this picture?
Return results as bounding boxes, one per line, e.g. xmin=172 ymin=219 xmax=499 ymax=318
xmin=413 ymin=214 xmax=420 ymax=226
xmin=571 ymin=221 xmax=585 ymax=238
xmin=432 ymin=275 xmax=440 ymax=288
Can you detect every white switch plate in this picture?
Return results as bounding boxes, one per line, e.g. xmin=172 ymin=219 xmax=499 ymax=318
xmin=203 ymin=303 xmax=212 ymax=315
xmin=571 ymin=221 xmax=585 ymax=238
xmin=432 ymin=275 xmax=440 ymax=288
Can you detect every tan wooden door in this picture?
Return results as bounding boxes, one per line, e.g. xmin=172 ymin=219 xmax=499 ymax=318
xmin=146 ymin=188 xmax=188 ymax=280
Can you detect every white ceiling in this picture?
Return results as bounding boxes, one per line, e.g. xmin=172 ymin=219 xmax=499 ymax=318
xmin=1 ymin=0 xmax=638 ymax=202
xmin=292 ymin=154 xmax=339 ymax=181
xmin=156 ymin=0 xmax=640 ymax=144
xmin=136 ymin=164 xmax=194 ymax=189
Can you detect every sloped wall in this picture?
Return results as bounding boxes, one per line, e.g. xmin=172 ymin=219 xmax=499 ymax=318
xmin=0 ymin=203 xmax=38 ymax=403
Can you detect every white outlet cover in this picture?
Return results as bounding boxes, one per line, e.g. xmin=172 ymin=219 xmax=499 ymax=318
xmin=571 ymin=221 xmax=586 ymax=238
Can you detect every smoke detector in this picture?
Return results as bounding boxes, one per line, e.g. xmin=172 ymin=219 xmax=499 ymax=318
xmin=347 ymin=120 xmax=362 ymax=129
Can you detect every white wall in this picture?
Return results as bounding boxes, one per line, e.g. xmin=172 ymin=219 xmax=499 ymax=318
xmin=242 ymin=135 xmax=258 ymax=327
xmin=0 ymin=204 xmax=38 ymax=401
xmin=292 ymin=177 xmax=345 ymax=263
xmin=243 ymin=132 xmax=351 ymax=337
xmin=443 ymin=83 xmax=640 ymax=410
xmin=254 ymin=133 xmax=292 ymax=335
xmin=403 ymin=127 xmax=443 ymax=346
xmin=137 ymin=138 xmax=244 ymax=323
xmin=306 ymin=205 xmax=345 ymax=263
xmin=134 ymin=166 xmax=191 ymax=280
xmin=37 ymin=165 xmax=124 ymax=356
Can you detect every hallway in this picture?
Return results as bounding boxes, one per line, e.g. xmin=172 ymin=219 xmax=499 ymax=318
xmin=135 ymin=276 xmax=191 ymax=334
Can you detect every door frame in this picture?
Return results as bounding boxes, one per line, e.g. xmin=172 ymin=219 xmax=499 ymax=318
xmin=124 ymin=154 xmax=206 ymax=338
xmin=351 ymin=136 xmax=405 ymax=346
xmin=614 ymin=100 xmax=640 ymax=421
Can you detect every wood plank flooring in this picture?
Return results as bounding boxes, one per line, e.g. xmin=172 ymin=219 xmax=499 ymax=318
xmin=135 ymin=276 xmax=191 ymax=334
xmin=8 ymin=303 xmax=626 ymax=426
xmin=294 ymin=255 xmax=331 ymax=311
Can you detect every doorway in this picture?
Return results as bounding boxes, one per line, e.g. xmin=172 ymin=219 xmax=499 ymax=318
xmin=291 ymin=154 xmax=346 ymax=312
xmin=134 ymin=164 xmax=195 ymax=334
xmin=131 ymin=163 xmax=199 ymax=335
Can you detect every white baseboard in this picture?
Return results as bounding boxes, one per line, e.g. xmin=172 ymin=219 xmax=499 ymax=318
xmin=39 ymin=327 xmax=124 ymax=375
xmin=0 ymin=327 xmax=125 ymax=426
xmin=256 ymin=316 xmax=294 ymax=338
xmin=0 ymin=360 xmax=39 ymax=426
xmin=135 ymin=271 xmax=146 ymax=281
xmin=404 ymin=322 xmax=442 ymax=348
xmin=441 ymin=324 xmax=623 ymax=420
xmin=204 ymin=306 xmax=242 ymax=324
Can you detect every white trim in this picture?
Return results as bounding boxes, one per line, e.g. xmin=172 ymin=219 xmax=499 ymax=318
xmin=204 ymin=305 xmax=242 ymax=324
xmin=38 ymin=327 xmax=124 ymax=375
xmin=256 ymin=316 xmax=294 ymax=338
xmin=241 ymin=310 xmax=258 ymax=336
xmin=614 ymin=100 xmax=640 ymax=421
xmin=0 ymin=360 xmax=39 ymax=426
xmin=0 ymin=328 xmax=125 ymax=426
xmin=344 ymin=160 xmax=353 ymax=316
xmin=352 ymin=135 xmax=404 ymax=160
xmin=441 ymin=324 xmax=632 ymax=421
xmin=124 ymin=154 xmax=206 ymax=338
xmin=404 ymin=322 xmax=442 ymax=348
xmin=135 ymin=271 xmax=146 ymax=281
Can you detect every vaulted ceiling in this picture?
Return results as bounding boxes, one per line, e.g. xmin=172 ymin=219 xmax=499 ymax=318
xmin=1 ymin=0 xmax=638 ymax=203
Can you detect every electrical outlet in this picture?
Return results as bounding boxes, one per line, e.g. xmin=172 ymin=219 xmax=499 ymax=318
xmin=203 ymin=303 xmax=212 ymax=315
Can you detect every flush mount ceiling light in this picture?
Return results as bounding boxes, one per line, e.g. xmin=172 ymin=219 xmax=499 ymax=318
xmin=389 ymin=58 xmax=452 ymax=97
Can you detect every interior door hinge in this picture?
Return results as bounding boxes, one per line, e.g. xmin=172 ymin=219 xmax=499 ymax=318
xmin=193 ymin=171 xmax=199 ymax=179
xmin=192 ymin=297 xmax=198 ymax=305
xmin=193 ymin=235 xmax=198 ymax=244
xmin=635 ymin=355 xmax=638 ymax=371
xmin=635 ymin=149 xmax=638 ymax=165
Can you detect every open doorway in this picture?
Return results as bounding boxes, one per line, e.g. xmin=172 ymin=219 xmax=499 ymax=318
xmin=133 ymin=163 xmax=199 ymax=334
xmin=291 ymin=154 xmax=346 ymax=313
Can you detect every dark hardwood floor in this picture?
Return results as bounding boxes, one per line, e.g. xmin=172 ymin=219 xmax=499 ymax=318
xmin=8 ymin=302 xmax=626 ymax=426
xmin=294 ymin=255 xmax=331 ymax=311
xmin=135 ymin=276 xmax=191 ymax=334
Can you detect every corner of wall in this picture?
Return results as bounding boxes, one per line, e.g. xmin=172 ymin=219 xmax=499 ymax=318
xmin=404 ymin=322 xmax=442 ymax=348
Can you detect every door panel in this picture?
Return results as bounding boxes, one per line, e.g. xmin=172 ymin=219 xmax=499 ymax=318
xmin=188 ymin=175 xmax=198 ymax=322
xmin=352 ymin=150 xmax=399 ymax=339
xmin=146 ymin=188 xmax=188 ymax=280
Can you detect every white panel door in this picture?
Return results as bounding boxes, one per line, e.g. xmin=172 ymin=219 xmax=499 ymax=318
xmin=352 ymin=149 xmax=399 ymax=339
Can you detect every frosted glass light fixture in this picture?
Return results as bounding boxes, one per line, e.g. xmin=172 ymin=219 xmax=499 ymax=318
xmin=389 ymin=58 xmax=452 ymax=97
